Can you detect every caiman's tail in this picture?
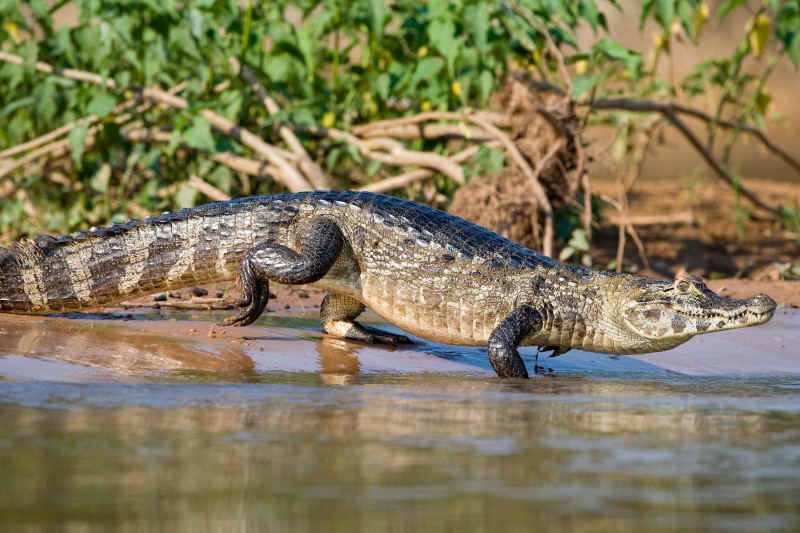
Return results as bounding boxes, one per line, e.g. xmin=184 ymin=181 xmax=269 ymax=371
xmin=0 ymin=240 xmax=44 ymax=314
xmin=0 ymin=236 xmax=96 ymax=314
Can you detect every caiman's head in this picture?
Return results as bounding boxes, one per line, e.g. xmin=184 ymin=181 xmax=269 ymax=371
xmin=617 ymin=275 xmax=776 ymax=352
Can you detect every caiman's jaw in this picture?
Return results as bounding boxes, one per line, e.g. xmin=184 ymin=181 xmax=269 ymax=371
xmin=620 ymin=275 xmax=777 ymax=343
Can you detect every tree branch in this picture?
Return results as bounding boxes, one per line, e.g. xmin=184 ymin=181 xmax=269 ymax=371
xmin=0 ymin=51 xmax=118 ymax=89
xmin=141 ymin=87 xmax=312 ymax=193
xmin=357 ymin=143 xmax=495 ymax=193
xmin=468 ymin=114 xmax=555 ymax=257
xmin=352 ymin=111 xmax=511 ymax=137
xmin=188 ymin=175 xmax=231 ymax=202
xmin=122 ymin=128 xmax=284 ymax=184
xmin=234 ymin=60 xmax=329 ymax=189
xmin=296 ymin=124 xmax=466 ymax=185
xmin=592 ymin=97 xmax=800 ymax=182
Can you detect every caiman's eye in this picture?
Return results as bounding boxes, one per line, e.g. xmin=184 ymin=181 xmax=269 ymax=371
xmin=676 ymin=279 xmax=692 ymax=293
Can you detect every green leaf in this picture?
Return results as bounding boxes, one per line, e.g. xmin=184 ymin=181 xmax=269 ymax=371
xmin=87 ymin=92 xmax=116 ymax=118
xmin=638 ymin=0 xmax=657 ymax=28
xmin=568 ymin=228 xmax=590 ymax=251
xmin=593 ymin=39 xmax=642 ymax=76
xmin=579 ymin=0 xmax=602 ymax=30
xmin=183 ymin=116 xmax=216 ymax=152
xmin=67 ymin=121 xmax=90 ymax=170
xmin=428 ymin=18 xmax=457 ymax=77
xmin=368 ymin=0 xmax=388 ymax=41
xmin=374 ymin=72 xmax=391 ymax=101
xmin=28 ymin=0 xmax=48 ymax=18
xmin=33 ymin=81 xmax=57 ymax=124
xmin=655 ymin=0 xmax=674 ymax=28
xmin=409 ymin=57 xmax=443 ymax=91
xmin=465 ymin=2 xmax=490 ymax=56
xmin=717 ymin=0 xmax=747 ymax=21
xmin=175 ymin=183 xmax=197 ymax=209
xmin=477 ymin=69 xmax=494 ymax=104
xmin=426 ymin=0 xmax=450 ymax=20
xmin=294 ymin=26 xmax=315 ymax=74
xmin=90 ymin=163 xmax=112 ymax=194
xmin=221 ymin=91 xmax=243 ymax=121
xmin=571 ymin=75 xmax=596 ymax=99
xmin=0 ymin=96 xmax=35 ymax=119
xmin=187 ymin=8 xmax=204 ymax=39
xmin=777 ymin=3 xmax=800 ymax=66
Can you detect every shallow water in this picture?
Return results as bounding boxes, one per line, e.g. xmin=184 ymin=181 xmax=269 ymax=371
xmin=1 ymin=310 xmax=800 ymax=531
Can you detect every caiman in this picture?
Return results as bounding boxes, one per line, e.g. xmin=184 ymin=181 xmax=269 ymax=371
xmin=0 ymin=191 xmax=776 ymax=378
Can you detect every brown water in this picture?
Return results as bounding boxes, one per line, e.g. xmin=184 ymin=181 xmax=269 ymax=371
xmin=1 ymin=310 xmax=800 ymax=532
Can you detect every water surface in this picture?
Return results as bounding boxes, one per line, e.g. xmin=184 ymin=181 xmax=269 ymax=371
xmin=1 ymin=310 xmax=799 ymax=531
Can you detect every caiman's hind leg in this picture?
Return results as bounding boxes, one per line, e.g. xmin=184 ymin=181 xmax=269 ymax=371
xmin=223 ymin=219 xmax=343 ymax=327
xmin=321 ymin=292 xmax=411 ymax=345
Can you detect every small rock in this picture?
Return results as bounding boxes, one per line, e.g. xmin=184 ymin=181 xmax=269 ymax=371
xmin=269 ymin=292 xmax=277 ymax=299
xmin=189 ymin=287 xmax=208 ymax=297
xmin=298 ymin=291 xmax=309 ymax=298
xmin=153 ymin=291 xmax=181 ymax=301
xmin=216 ymin=292 xmax=224 ymax=298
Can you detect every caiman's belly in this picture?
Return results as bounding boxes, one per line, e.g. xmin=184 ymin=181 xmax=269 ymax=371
xmin=354 ymin=272 xmax=510 ymax=346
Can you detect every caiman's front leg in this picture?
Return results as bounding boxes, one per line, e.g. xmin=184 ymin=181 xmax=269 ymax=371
xmin=223 ymin=219 xmax=343 ymax=327
xmin=321 ymin=293 xmax=411 ymax=345
xmin=488 ymin=305 xmax=544 ymax=379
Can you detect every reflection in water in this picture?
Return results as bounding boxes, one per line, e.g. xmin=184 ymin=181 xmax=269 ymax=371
xmin=0 ymin=318 xmax=256 ymax=374
xmin=1 ymin=376 xmax=799 ymax=531
xmin=317 ymin=337 xmax=362 ymax=384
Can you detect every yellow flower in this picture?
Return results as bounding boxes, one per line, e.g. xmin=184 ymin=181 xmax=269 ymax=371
xmin=322 ymin=111 xmax=336 ymax=128
xmin=3 ymin=22 xmax=22 ymax=44
xmin=451 ymin=81 xmax=462 ymax=98
xmin=694 ymin=3 xmax=710 ymax=40
xmin=748 ymin=14 xmax=771 ymax=60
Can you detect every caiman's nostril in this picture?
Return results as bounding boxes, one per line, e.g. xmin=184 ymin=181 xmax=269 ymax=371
xmin=750 ymin=293 xmax=777 ymax=311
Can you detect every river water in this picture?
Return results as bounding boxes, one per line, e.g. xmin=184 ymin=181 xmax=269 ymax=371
xmin=1 ymin=310 xmax=799 ymax=531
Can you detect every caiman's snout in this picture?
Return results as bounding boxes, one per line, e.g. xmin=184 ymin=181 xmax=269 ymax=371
xmin=746 ymin=293 xmax=777 ymax=320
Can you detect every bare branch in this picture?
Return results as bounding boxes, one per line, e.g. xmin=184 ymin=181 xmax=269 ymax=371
xmin=664 ymin=109 xmax=781 ymax=215
xmin=234 ymin=60 xmax=329 ymax=189
xmin=598 ymin=192 xmax=651 ymax=272
xmin=604 ymin=211 xmax=695 ymax=226
xmin=0 ymin=138 xmax=72 ymax=180
xmin=468 ymin=114 xmax=555 ymax=257
xmin=0 ymin=51 xmax=117 ymax=89
xmin=357 ymin=123 xmax=494 ymax=142
xmin=363 ymin=138 xmax=465 ymax=185
xmin=357 ymin=144 xmax=492 ymax=193
xmin=122 ymin=128 xmax=284 ymax=183
xmin=352 ymin=111 xmax=511 ymax=137
xmin=592 ymin=97 xmax=800 ymax=187
xmin=142 ymin=87 xmax=313 ymax=193
xmin=188 ymin=175 xmax=231 ymax=202
xmin=296 ymin=124 xmax=466 ymax=185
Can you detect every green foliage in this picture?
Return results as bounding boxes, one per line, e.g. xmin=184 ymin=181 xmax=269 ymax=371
xmin=0 ymin=0 xmax=796 ymax=243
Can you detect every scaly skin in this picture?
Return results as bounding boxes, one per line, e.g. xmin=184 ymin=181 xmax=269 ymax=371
xmin=0 ymin=191 xmax=777 ymax=378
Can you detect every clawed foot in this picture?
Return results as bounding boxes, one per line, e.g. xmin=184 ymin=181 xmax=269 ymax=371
xmin=363 ymin=327 xmax=411 ymax=345
xmin=221 ymin=293 xmax=267 ymax=327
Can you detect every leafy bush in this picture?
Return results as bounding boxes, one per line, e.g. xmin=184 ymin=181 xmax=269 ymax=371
xmin=0 ymin=0 xmax=798 ymax=253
